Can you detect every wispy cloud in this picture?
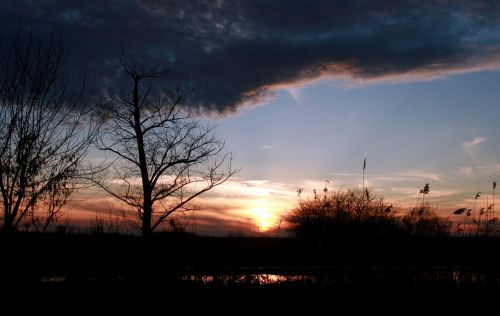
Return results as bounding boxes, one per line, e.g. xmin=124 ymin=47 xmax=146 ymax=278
xmin=463 ymin=137 xmax=487 ymax=157
xmin=283 ymin=86 xmax=303 ymax=105
xmin=455 ymin=166 xmax=474 ymax=176
xmin=330 ymin=172 xmax=360 ymax=177
xmin=261 ymin=145 xmax=274 ymax=150
xmin=387 ymin=186 xmax=463 ymax=198
xmin=331 ymin=169 xmax=443 ymax=182
xmin=395 ymin=170 xmax=444 ymax=182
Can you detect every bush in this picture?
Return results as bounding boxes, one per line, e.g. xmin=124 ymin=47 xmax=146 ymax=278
xmin=288 ymin=188 xmax=451 ymax=243
xmin=401 ymin=207 xmax=450 ymax=237
xmin=287 ymin=188 xmax=401 ymax=242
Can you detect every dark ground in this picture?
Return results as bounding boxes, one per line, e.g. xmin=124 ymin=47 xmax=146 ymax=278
xmin=2 ymin=232 xmax=500 ymax=312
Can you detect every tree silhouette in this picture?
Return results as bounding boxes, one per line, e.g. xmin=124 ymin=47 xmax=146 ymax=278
xmin=0 ymin=30 xmax=97 ymax=232
xmin=95 ymin=60 xmax=237 ymax=237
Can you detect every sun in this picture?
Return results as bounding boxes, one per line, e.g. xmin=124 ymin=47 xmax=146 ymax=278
xmin=252 ymin=206 xmax=273 ymax=231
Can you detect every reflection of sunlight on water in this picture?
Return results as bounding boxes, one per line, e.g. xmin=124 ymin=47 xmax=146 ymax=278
xmin=41 ymin=276 xmax=66 ymax=283
xmin=183 ymin=275 xmax=214 ymax=283
xmin=181 ymin=268 xmax=499 ymax=287
xmin=259 ymin=274 xmax=283 ymax=283
xmin=182 ymin=273 xmax=314 ymax=285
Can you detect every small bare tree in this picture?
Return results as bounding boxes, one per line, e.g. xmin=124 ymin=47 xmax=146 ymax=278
xmin=0 ymin=31 xmax=97 ymax=232
xmin=95 ymin=61 xmax=237 ymax=237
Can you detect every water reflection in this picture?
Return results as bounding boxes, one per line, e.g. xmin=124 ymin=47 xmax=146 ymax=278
xmin=182 ymin=274 xmax=314 ymax=285
xmin=181 ymin=267 xmax=499 ymax=287
xmin=41 ymin=276 xmax=66 ymax=283
xmin=38 ymin=267 xmax=499 ymax=287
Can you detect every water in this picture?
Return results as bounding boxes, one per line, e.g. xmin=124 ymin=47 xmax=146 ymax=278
xmin=180 ymin=266 xmax=499 ymax=287
xmin=38 ymin=266 xmax=499 ymax=288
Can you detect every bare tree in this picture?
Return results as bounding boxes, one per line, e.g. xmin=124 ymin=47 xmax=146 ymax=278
xmin=0 ymin=30 xmax=97 ymax=232
xmin=95 ymin=61 xmax=237 ymax=237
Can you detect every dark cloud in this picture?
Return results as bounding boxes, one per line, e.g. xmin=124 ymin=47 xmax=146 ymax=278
xmin=1 ymin=0 xmax=500 ymax=114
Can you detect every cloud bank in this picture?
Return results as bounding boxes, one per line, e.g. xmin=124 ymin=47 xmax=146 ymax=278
xmin=2 ymin=0 xmax=500 ymax=113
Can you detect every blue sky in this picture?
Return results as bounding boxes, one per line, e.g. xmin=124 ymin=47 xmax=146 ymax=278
xmin=218 ymin=70 xmax=500 ymax=185
xmin=205 ymin=70 xmax=500 ymax=233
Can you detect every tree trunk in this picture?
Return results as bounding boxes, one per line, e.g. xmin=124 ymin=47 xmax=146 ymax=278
xmin=2 ymin=215 xmax=13 ymax=232
xmin=132 ymin=76 xmax=153 ymax=237
xmin=142 ymin=201 xmax=152 ymax=237
xmin=2 ymin=200 xmax=13 ymax=231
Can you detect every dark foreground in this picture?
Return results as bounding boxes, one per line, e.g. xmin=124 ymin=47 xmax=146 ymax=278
xmin=2 ymin=233 xmax=500 ymax=311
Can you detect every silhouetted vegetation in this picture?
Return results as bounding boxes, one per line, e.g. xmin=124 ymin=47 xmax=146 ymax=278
xmin=0 ymin=29 xmax=97 ymax=232
xmin=288 ymin=185 xmax=453 ymax=243
xmin=288 ymin=188 xmax=402 ymax=242
xmin=400 ymin=183 xmax=449 ymax=236
xmin=450 ymin=181 xmax=499 ymax=236
xmin=402 ymin=206 xmax=450 ymax=237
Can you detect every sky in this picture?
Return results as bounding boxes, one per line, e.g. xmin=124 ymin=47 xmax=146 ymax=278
xmin=1 ymin=1 xmax=500 ymax=235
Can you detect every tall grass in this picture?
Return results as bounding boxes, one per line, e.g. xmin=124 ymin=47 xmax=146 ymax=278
xmin=402 ymin=183 xmax=449 ymax=237
xmin=494 ymin=181 xmax=497 ymax=222
xmin=288 ymin=185 xmax=449 ymax=243
xmin=470 ymin=192 xmax=482 ymax=236
xmin=450 ymin=182 xmax=499 ymax=236
xmin=288 ymin=188 xmax=399 ymax=241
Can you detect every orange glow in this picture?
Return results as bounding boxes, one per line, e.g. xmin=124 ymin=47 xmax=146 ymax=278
xmin=252 ymin=206 xmax=273 ymax=231
xmin=66 ymin=179 xmax=298 ymax=235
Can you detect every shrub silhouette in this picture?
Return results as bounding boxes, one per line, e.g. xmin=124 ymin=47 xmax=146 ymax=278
xmin=288 ymin=188 xmax=401 ymax=242
xmin=401 ymin=206 xmax=450 ymax=237
xmin=288 ymin=187 xmax=451 ymax=242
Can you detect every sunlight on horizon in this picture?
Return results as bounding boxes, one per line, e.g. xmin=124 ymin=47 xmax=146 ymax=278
xmin=252 ymin=206 xmax=274 ymax=231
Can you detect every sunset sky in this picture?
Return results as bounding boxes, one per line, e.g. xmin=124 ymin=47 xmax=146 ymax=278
xmin=1 ymin=1 xmax=499 ymax=235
